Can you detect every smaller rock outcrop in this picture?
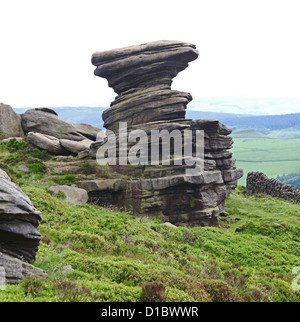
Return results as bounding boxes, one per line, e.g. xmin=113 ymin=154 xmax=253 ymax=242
xmin=0 ymin=169 xmax=42 ymax=262
xmin=21 ymin=108 xmax=87 ymax=141
xmin=20 ymin=108 xmax=101 ymax=156
xmin=0 ymin=103 xmax=24 ymax=138
xmin=247 ymin=172 xmax=300 ymax=205
xmin=0 ymin=104 xmax=102 ymax=156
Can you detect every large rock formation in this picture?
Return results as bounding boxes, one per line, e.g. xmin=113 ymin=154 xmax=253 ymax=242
xmin=0 ymin=169 xmax=42 ymax=262
xmin=0 ymin=103 xmax=24 ymax=137
xmin=88 ymin=40 xmax=243 ymax=227
xmin=247 ymin=172 xmax=300 ymax=204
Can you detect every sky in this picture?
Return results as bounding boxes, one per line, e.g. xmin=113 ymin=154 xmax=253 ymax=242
xmin=1 ymin=0 xmax=300 ymax=114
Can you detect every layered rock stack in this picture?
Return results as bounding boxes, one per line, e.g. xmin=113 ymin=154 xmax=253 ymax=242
xmin=87 ymin=40 xmax=243 ymax=227
xmin=92 ymin=41 xmax=198 ymax=131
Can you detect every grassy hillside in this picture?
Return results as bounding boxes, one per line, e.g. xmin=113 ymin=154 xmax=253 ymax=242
xmin=0 ymin=139 xmax=300 ymax=302
xmin=231 ymin=134 xmax=300 ymax=186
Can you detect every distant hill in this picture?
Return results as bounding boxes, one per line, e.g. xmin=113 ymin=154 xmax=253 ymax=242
xmin=14 ymin=107 xmax=106 ymax=129
xmin=277 ymin=173 xmax=300 ymax=188
xmin=13 ymin=107 xmax=300 ymax=138
xmin=186 ymin=110 xmax=300 ymax=138
xmin=14 ymin=107 xmax=252 ymax=130
xmin=231 ymin=129 xmax=271 ymax=139
xmin=12 ymin=106 xmax=300 ymax=186
xmin=187 ymin=111 xmax=300 ymax=138
xmin=223 ymin=113 xmax=300 ymax=132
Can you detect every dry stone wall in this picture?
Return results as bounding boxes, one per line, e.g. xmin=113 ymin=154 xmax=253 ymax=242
xmin=246 ymin=172 xmax=300 ymax=205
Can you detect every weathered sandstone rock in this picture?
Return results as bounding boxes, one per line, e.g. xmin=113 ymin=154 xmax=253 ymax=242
xmin=89 ymin=40 xmax=243 ymax=227
xmin=73 ymin=123 xmax=102 ymax=141
xmin=92 ymin=40 xmax=199 ymax=131
xmin=0 ymin=103 xmax=24 ymax=137
xmin=48 ymin=185 xmax=89 ymax=204
xmin=0 ymin=169 xmax=42 ymax=262
xmin=60 ymin=138 xmax=93 ymax=154
xmin=0 ymin=252 xmax=47 ymax=284
xmin=27 ymin=132 xmax=66 ymax=155
xmin=21 ymin=108 xmax=88 ymax=141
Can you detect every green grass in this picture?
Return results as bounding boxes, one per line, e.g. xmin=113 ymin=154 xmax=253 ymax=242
xmin=1 ymin=137 xmax=300 ymax=302
xmin=231 ymin=136 xmax=300 ymax=185
xmin=0 ymin=185 xmax=299 ymax=302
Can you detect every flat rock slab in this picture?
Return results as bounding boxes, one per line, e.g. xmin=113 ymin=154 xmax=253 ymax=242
xmin=49 ymin=185 xmax=89 ymax=204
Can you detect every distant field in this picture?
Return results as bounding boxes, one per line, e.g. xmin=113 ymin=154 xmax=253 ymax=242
xmin=231 ymin=134 xmax=300 ymax=186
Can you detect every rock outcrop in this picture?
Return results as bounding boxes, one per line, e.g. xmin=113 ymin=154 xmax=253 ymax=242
xmin=0 ymin=169 xmax=42 ymax=262
xmin=48 ymin=185 xmax=89 ymax=205
xmin=17 ymin=108 xmax=100 ymax=156
xmin=247 ymin=172 xmax=300 ymax=204
xmin=21 ymin=108 xmax=88 ymax=141
xmin=1 ymin=103 xmax=101 ymax=156
xmin=88 ymin=40 xmax=243 ymax=227
xmin=0 ymin=252 xmax=47 ymax=284
xmin=0 ymin=103 xmax=24 ymax=138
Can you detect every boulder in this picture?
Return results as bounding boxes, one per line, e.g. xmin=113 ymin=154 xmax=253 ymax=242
xmin=60 ymin=138 xmax=93 ymax=154
xmin=0 ymin=252 xmax=47 ymax=284
xmin=0 ymin=169 xmax=42 ymax=262
xmin=18 ymin=165 xmax=30 ymax=172
xmin=27 ymin=132 xmax=66 ymax=155
xmin=0 ymin=103 xmax=24 ymax=137
xmin=21 ymin=108 xmax=87 ymax=141
xmin=73 ymin=123 xmax=102 ymax=141
xmin=48 ymin=185 xmax=89 ymax=204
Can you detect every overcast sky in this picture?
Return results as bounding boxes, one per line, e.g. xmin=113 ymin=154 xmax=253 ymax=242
xmin=1 ymin=0 xmax=300 ymax=113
